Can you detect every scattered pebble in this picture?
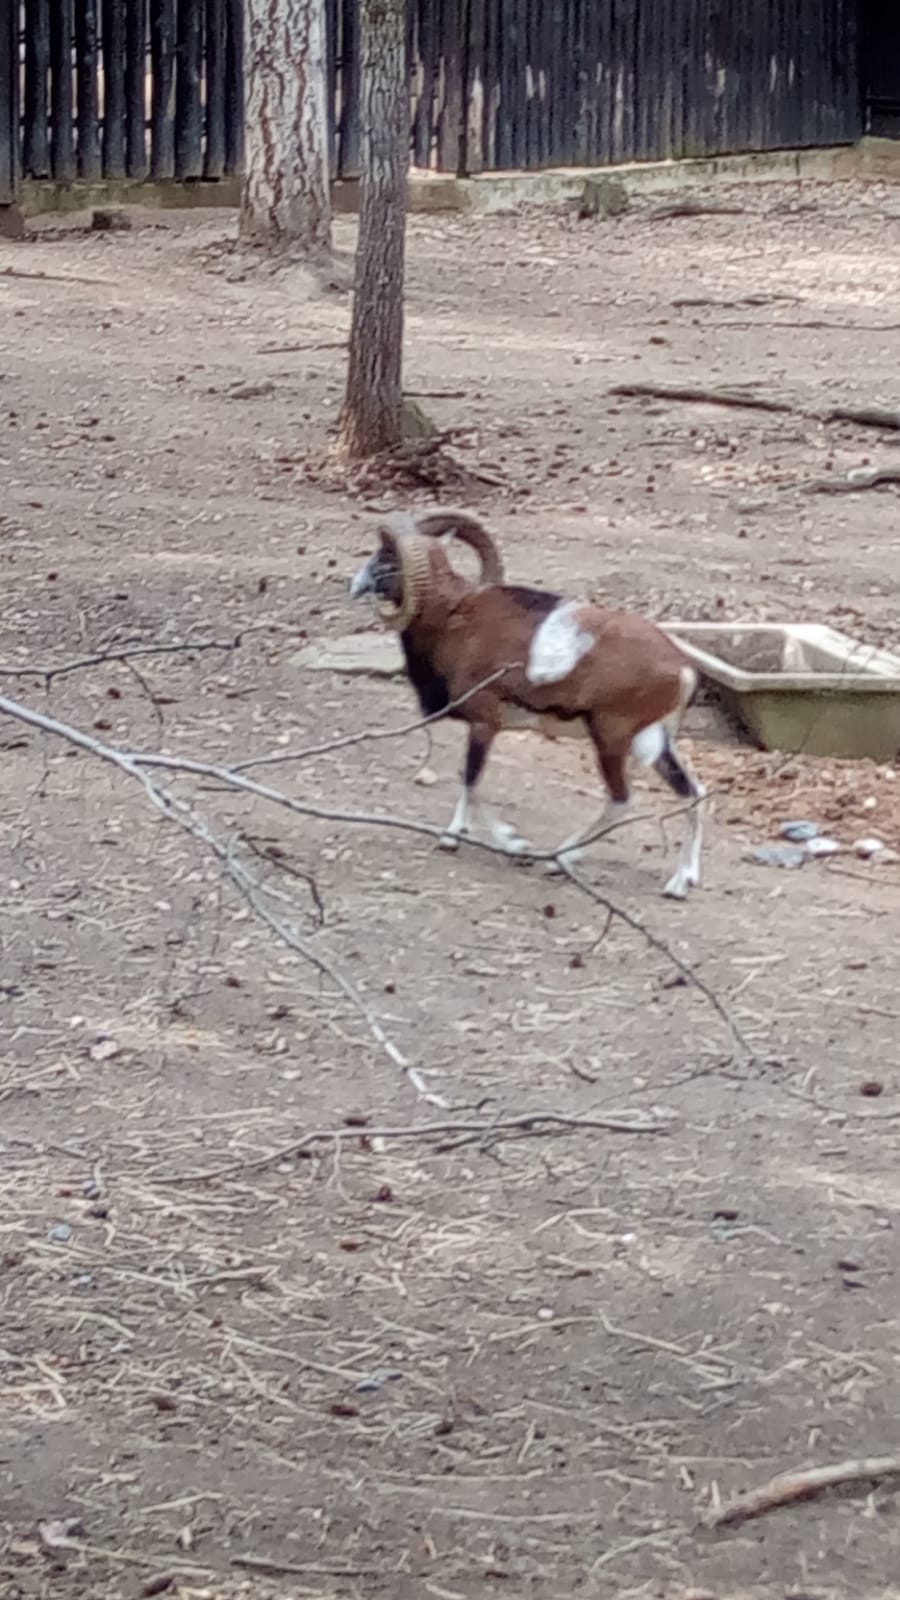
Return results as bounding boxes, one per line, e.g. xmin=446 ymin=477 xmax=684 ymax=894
xmin=88 ymin=1035 xmax=120 ymax=1062
xmin=354 ymin=1368 xmax=404 ymax=1393
xmin=48 ymin=1222 xmax=72 ymax=1243
xmin=747 ymin=844 xmax=806 ymax=870
xmin=853 ymin=837 xmax=885 ymax=858
xmin=780 ymin=820 xmax=819 ymax=842
xmin=860 ymin=1080 xmax=884 ymax=1097
xmin=804 ymin=835 xmax=842 ymax=857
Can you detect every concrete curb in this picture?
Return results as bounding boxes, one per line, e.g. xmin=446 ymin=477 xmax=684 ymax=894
xmin=15 ymin=137 xmax=900 ymax=222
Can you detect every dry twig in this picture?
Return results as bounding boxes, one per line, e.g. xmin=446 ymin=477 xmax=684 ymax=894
xmin=1 ymin=686 xmax=744 ymax=1059
xmin=0 ymin=690 xmax=441 ymax=1105
xmin=709 ymin=1453 xmax=900 ymax=1529
xmin=0 ymin=636 xmax=242 ymax=686
xmin=609 ymin=381 xmax=794 ymax=414
xmin=162 ymin=1110 xmax=669 ymax=1183
xmin=806 ymin=464 xmax=900 ymax=495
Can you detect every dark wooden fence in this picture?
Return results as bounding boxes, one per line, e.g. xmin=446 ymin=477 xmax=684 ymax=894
xmin=0 ymin=0 xmax=869 ymax=203
xmin=866 ymin=0 xmax=900 ymax=137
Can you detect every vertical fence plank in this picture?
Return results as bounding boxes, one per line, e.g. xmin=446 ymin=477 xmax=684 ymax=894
xmin=747 ymin=0 xmax=767 ymax=148
xmin=13 ymin=0 xmax=868 ymax=200
xmin=462 ymin=0 xmax=485 ymax=172
xmin=525 ymin=0 xmax=540 ymax=166
xmin=338 ymin=0 xmax=361 ymax=175
xmin=555 ymin=0 xmax=577 ymax=163
xmin=102 ymin=0 xmax=126 ymax=176
xmin=573 ymin=0 xmax=590 ymax=165
xmin=24 ymin=0 xmax=50 ymax=176
xmin=842 ymin=0 xmax=863 ymax=140
xmin=150 ymin=0 xmax=175 ymax=177
xmin=224 ymin=0 xmax=243 ymax=173
xmin=175 ymin=0 xmax=203 ymax=178
xmin=481 ymin=0 xmax=497 ymax=168
xmin=510 ymin=0 xmax=527 ymax=166
xmin=613 ymin=0 xmax=638 ymax=162
xmin=50 ymin=0 xmax=75 ymax=181
xmin=438 ymin=0 xmax=464 ymax=172
xmin=656 ymin=0 xmax=676 ymax=157
xmin=76 ymin=0 xmax=101 ymax=178
xmin=126 ymin=0 xmax=147 ymax=176
xmin=324 ymin=0 xmax=337 ymax=176
xmin=0 ymin=0 xmax=17 ymax=200
xmin=205 ymin=0 xmax=226 ymax=176
xmin=595 ymin=0 xmax=613 ymax=164
xmin=412 ymin=0 xmax=437 ymax=167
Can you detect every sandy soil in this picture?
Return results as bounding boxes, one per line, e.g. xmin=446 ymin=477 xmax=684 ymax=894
xmin=3 ymin=178 xmax=900 ymax=1600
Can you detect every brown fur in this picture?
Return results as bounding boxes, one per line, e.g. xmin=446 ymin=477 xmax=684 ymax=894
xmin=406 ymin=570 xmax=690 ymax=753
xmin=352 ymin=508 xmax=705 ymax=894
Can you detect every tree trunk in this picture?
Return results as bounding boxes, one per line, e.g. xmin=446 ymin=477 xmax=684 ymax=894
xmin=336 ymin=0 xmax=408 ymax=459
xmin=241 ymin=0 xmax=332 ymax=255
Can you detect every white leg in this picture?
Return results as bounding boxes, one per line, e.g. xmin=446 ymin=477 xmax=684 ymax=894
xmin=440 ymin=787 xmax=471 ymax=851
xmin=488 ymin=816 xmax=533 ymax=856
xmin=663 ymin=782 xmax=707 ymax=899
xmin=547 ymin=797 xmax=630 ymax=876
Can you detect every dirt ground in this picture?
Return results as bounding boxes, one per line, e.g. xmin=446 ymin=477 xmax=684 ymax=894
xmin=4 ymin=178 xmax=900 ymax=1600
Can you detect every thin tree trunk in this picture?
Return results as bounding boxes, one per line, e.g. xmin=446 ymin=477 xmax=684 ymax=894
xmin=337 ymin=0 xmax=408 ymax=459
xmin=241 ymin=0 xmax=332 ymax=255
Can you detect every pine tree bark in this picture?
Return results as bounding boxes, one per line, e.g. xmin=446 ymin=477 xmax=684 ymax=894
xmin=241 ymin=0 xmax=332 ymax=256
xmin=336 ymin=0 xmax=408 ymax=459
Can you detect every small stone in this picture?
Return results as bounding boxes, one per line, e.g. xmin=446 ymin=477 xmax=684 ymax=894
xmin=747 ymin=844 xmax=806 ymax=870
xmin=853 ymin=837 xmax=884 ymax=858
xmin=860 ymin=1080 xmax=884 ymax=1097
xmin=400 ymin=396 xmax=437 ymax=441
xmin=89 ymin=1036 xmax=120 ymax=1062
xmin=804 ymin=836 xmax=842 ymax=857
xmin=780 ymin=820 xmax=819 ymax=842
xmin=578 ymin=177 xmax=629 ymax=219
xmin=48 ymin=1222 xmax=72 ymax=1244
xmin=91 ymin=208 xmax=132 ymax=232
xmin=537 ymin=1306 xmax=555 ymax=1321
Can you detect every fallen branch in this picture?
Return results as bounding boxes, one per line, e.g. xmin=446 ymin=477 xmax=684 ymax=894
xmin=824 ymin=404 xmax=900 ymax=432
xmin=611 ymin=384 xmax=900 ymax=439
xmin=710 ymin=1453 xmax=900 ymax=1530
xmin=806 ymin=464 xmax=900 ymax=495
xmin=2 ymin=692 xmax=744 ymax=1061
xmin=232 ymin=665 xmax=514 ymax=772
xmin=0 ymin=636 xmax=242 ymax=686
xmin=232 ymin=1554 xmax=377 ymax=1578
xmin=0 ymin=691 xmax=443 ymax=1106
xmin=671 ymin=294 xmax=800 ymax=309
xmin=609 ymin=381 xmax=795 ymax=414
xmin=562 ymin=858 xmax=751 ymax=1058
xmin=259 ymin=339 xmax=347 ymax=354
xmin=162 ymin=1110 xmax=670 ymax=1184
xmin=1 ymin=264 xmax=112 ymax=287
xmin=648 ymin=202 xmax=747 ymax=221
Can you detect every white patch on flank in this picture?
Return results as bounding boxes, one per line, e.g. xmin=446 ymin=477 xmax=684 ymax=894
xmin=526 ymin=601 xmax=594 ymax=686
xmin=631 ymin=720 xmax=666 ymax=767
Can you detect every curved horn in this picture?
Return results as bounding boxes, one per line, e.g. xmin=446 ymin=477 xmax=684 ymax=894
xmin=374 ymin=518 xmax=432 ymax=633
xmin=409 ymin=507 xmax=504 ymax=585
